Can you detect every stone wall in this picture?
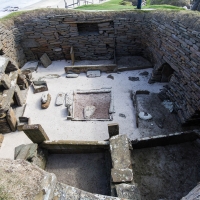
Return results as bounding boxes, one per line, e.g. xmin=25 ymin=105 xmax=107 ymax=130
xmin=0 ymin=24 xmax=26 ymax=68
xmin=0 ymin=10 xmax=200 ymax=123
xmin=140 ymin=12 xmax=200 ymax=124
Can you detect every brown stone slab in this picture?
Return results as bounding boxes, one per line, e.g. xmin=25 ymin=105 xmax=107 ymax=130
xmin=23 ymin=124 xmax=49 ymax=143
xmin=14 ymin=85 xmax=24 ymax=106
xmin=111 ymin=168 xmax=133 ymax=183
xmin=64 ymin=64 xmax=117 ymax=74
xmin=6 ymin=107 xmax=17 ymax=132
xmin=108 ymin=123 xmax=119 ymax=138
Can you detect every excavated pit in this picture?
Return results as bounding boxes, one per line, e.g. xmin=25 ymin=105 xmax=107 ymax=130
xmin=132 ymin=141 xmax=200 ymax=200
xmin=46 ymin=152 xmax=111 ymax=195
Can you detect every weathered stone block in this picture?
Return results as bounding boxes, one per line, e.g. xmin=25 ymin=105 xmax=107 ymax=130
xmin=110 ymin=135 xmax=132 ymax=169
xmin=14 ymin=85 xmax=24 ymax=106
xmin=1 ymin=74 xmax=11 ymax=89
xmin=115 ymin=183 xmax=141 ymax=200
xmin=111 ymin=168 xmax=133 ymax=183
xmin=0 ymin=87 xmax=15 ymax=114
xmin=40 ymin=53 xmax=52 ymax=68
xmin=0 ymin=56 xmax=9 ymax=73
xmin=23 ymin=124 xmax=49 ymax=143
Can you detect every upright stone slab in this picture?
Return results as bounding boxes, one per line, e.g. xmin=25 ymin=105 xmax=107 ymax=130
xmin=40 ymin=53 xmax=52 ymax=68
xmin=115 ymin=184 xmax=141 ymax=200
xmin=23 ymin=124 xmax=49 ymax=143
xmin=108 ymin=123 xmax=119 ymax=138
xmin=0 ymin=134 xmax=4 ymax=148
xmin=0 ymin=56 xmax=9 ymax=73
xmin=70 ymin=46 xmax=75 ymax=65
xmin=110 ymin=135 xmax=132 ymax=169
xmin=1 ymin=74 xmax=11 ymax=89
xmin=14 ymin=85 xmax=24 ymax=106
xmin=6 ymin=107 xmax=17 ymax=132
xmin=0 ymin=86 xmax=15 ymax=114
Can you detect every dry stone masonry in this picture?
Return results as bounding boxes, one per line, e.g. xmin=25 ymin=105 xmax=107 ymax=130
xmin=0 ymin=10 xmax=199 ymax=124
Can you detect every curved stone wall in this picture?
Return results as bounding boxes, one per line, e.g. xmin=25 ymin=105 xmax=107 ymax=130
xmin=0 ymin=10 xmax=199 ymax=124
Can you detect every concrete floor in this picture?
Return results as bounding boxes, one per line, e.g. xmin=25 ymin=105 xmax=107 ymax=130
xmin=23 ymin=60 xmax=165 ymax=141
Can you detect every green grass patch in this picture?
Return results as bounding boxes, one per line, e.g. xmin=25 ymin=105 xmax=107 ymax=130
xmin=76 ymin=0 xmax=184 ymax=10
xmin=144 ymin=4 xmax=185 ymax=9
xmin=0 ymin=11 xmax=28 ymax=21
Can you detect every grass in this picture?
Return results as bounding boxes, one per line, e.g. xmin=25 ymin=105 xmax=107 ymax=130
xmin=75 ymin=0 xmax=185 ymax=10
xmin=0 ymin=11 xmax=27 ymax=21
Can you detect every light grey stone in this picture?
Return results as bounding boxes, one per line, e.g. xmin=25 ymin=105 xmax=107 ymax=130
xmin=56 ymin=93 xmax=65 ymax=106
xmin=0 ymin=56 xmax=9 ymax=73
xmin=87 ymin=70 xmax=101 ymax=78
xmin=41 ymin=92 xmax=48 ymax=103
xmin=65 ymin=93 xmax=73 ymax=107
xmin=115 ymin=184 xmax=141 ymax=200
xmin=181 ymin=183 xmax=200 ymax=200
xmin=111 ymin=168 xmax=133 ymax=183
xmin=84 ymin=105 xmax=96 ymax=119
xmin=66 ymin=73 xmax=79 ymax=78
xmin=138 ymin=112 xmax=152 ymax=120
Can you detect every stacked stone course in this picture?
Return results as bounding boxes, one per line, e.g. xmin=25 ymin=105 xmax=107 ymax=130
xmin=141 ymin=15 xmax=200 ymax=123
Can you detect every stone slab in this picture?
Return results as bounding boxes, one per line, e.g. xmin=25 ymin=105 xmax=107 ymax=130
xmin=56 ymin=93 xmax=65 ymax=106
xmin=14 ymin=85 xmax=24 ymax=106
xmin=33 ymin=81 xmax=48 ymax=93
xmin=0 ymin=86 xmax=15 ymax=114
xmin=54 ymin=182 xmax=122 ymax=200
xmin=40 ymin=53 xmax=52 ymax=68
xmin=87 ymin=70 xmax=101 ymax=78
xmin=23 ymin=124 xmax=49 ymax=143
xmin=0 ymin=56 xmax=9 ymax=73
xmin=115 ymin=183 xmax=141 ymax=200
xmin=64 ymin=64 xmax=117 ymax=74
xmin=0 ymin=134 xmax=4 ymax=148
xmin=6 ymin=107 xmax=17 ymax=132
xmin=1 ymin=74 xmax=11 ymax=89
xmin=111 ymin=168 xmax=133 ymax=183
xmin=110 ymin=135 xmax=132 ymax=169
xmin=66 ymin=73 xmax=79 ymax=78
